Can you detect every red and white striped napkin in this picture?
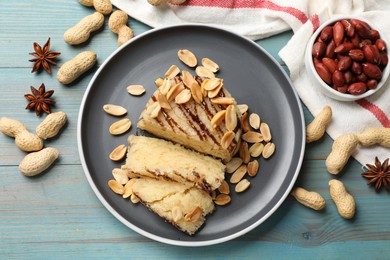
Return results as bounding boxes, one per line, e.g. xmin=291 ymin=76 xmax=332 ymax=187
xmin=111 ymin=0 xmax=390 ymax=165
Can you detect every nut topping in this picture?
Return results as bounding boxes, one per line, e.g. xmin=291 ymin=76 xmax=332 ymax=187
xmin=235 ymin=179 xmax=250 ymax=193
xmin=249 ymin=113 xmax=261 ymax=129
xmin=164 ymin=65 xmax=180 ymax=79
xmin=230 ymin=164 xmax=247 ymax=184
xmin=195 ymin=66 xmax=215 ymax=78
xmin=175 ymin=89 xmax=192 ymax=104
xmin=127 ymin=85 xmax=146 ymax=96
xmin=201 ymin=57 xmax=220 ymax=72
xmin=109 ymin=144 xmax=127 ymax=161
xmin=214 ymin=194 xmax=231 ymax=206
xmin=210 ymin=110 xmax=226 ymax=128
xmin=225 ymin=157 xmax=243 ymax=173
xmin=178 ymin=49 xmax=197 ymax=67
xmin=247 ymin=160 xmax=259 ymax=177
xmin=225 ymin=105 xmax=237 ymax=131
xmin=184 ymin=206 xmax=203 ymax=222
xmin=146 ymin=102 xmax=161 ymax=118
xmin=109 ymin=118 xmax=132 ymax=135
xmin=220 ymin=130 xmax=235 ymax=149
xmin=103 ymin=104 xmax=127 ymax=117
xmin=108 ymin=179 xmax=124 ymax=195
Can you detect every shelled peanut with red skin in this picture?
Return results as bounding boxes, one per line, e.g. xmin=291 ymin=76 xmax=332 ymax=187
xmin=312 ymin=18 xmax=388 ymax=95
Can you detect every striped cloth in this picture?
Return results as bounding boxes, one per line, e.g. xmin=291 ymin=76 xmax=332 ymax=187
xmin=111 ymin=0 xmax=390 ymax=165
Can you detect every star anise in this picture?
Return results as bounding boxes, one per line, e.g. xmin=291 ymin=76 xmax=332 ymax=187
xmin=24 ymin=83 xmax=55 ymax=116
xmin=29 ymin=38 xmax=61 ymax=74
xmin=362 ymin=157 xmax=390 ymax=192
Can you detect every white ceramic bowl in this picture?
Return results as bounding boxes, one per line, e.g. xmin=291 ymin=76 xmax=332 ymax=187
xmin=305 ymin=16 xmax=390 ymax=101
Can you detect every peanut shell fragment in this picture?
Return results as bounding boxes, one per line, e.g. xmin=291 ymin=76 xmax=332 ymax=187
xmin=127 ymin=85 xmax=146 ymax=96
xmin=109 ymin=118 xmax=132 ymax=135
xmin=178 ymin=49 xmax=197 ymax=67
xmin=103 ymin=104 xmax=127 ymax=116
xmin=109 ymin=144 xmax=127 ymax=161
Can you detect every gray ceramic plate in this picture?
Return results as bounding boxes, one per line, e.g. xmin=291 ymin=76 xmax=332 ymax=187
xmin=77 ymin=25 xmax=305 ymax=246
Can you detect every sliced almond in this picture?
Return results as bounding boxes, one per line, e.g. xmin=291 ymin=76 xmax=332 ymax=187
xmin=242 ymin=132 xmax=263 ymax=143
xmin=184 ymin=206 xmax=203 ymax=222
xmin=167 ymin=82 xmax=185 ymax=102
xmin=103 ymin=104 xmax=127 ymax=117
xmin=178 ymin=49 xmax=197 ymax=67
xmin=214 ymin=194 xmax=231 ymax=206
xmin=218 ymin=180 xmax=230 ymax=194
xmin=195 ymin=66 xmax=215 ymax=79
xmin=112 ymin=168 xmax=130 ymax=184
xmin=189 ymin=82 xmax=203 ymax=104
xmin=201 ymin=57 xmax=220 ymax=73
xmin=225 ymin=105 xmax=237 ymax=131
xmin=157 ymin=91 xmax=171 ymax=110
xmin=239 ymin=141 xmax=250 ymax=164
xmin=155 ymin=77 xmax=164 ymax=87
xmin=172 ymin=206 xmax=183 ymax=222
xmin=175 ymin=89 xmax=192 ymax=104
xmin=207 ymin=83 xmax=222 ymax=98
xmin=210 ymin=110 xmax=226 ymax=128
xmin=165 ymin=65 xmax=180 ymax=79
xmin=203 ymin=78 xmax=222 ymax=91
xmin=211 ymin=97 xmax=235 ymax=105
xmin=249 ymin=113 xmax=261 ymax=129
xmin=127 ymin=85 xmax=145 ymax=96
xmin=130 ymin=194 xmax=140 ymax=204
xmin=247 ymin=160 xmax=259 ymax=177
xmin=237 ymin=104 xmax=248 ymax=114
xmin=108 ymin=179 xmax=124 ymax=195
xmin=109 ymin=144 xmax=127 ymax=162
xmin=225 ymin=157 xmax=243 ymax=174
xmin=159 ymin=78 xmax=171 ymax=95
xmin=109 ymin=118 xmax=132 ymax=135
xmin=260 ymin=122 xmax=272 ymax=142
xmin=146 ymin=102 xmax=161 ymax=118
xmin=241 ymin=112 xmax=250 ymax=133
xmin=235 ymin=179 xmax=250 ymax=193
xmin=262 ymin=142 xmax=275 ymax=159
xmin=249 ymin=142 xmax=264 ymax=157
xmin=230 ymin=164 xmax=247 ymax=184
xmin=220 ymin=130 xmax=235 ymax=149
xmin=122 ymin=178 xmax=136 ymax=198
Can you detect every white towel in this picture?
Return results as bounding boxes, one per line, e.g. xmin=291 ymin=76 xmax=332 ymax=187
xmin=111 ymin=0 xmax=390 ymax=165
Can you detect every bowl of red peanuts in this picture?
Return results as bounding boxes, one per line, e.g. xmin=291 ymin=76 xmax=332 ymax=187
xmin=305 ymin=16 xmax=390 ymax=101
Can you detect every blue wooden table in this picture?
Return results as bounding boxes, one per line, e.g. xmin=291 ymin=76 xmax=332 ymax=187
xmin=1 ymin=1 xmax=389 ymax=258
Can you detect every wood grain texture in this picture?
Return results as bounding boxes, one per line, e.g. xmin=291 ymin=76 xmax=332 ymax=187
xmin=1 ymin=0 xmax=389 ymax=258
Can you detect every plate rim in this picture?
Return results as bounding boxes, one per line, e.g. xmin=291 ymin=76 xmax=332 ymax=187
xmin=77 ymin=24 xmax=305 ymax=247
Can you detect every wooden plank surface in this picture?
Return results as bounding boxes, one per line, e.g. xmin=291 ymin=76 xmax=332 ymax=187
xmin=1 ymin=0 xmax=389 ymax=259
